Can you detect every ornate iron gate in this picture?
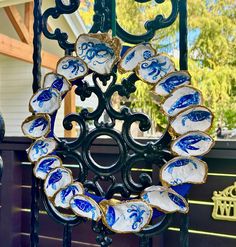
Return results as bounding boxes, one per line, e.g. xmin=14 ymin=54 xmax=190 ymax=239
xmin=31 ymin=0 xmax=189 ymax=246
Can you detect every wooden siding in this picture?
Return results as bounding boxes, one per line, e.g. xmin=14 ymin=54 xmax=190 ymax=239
xmin=0 ymin=138 xmax=236 ymax=246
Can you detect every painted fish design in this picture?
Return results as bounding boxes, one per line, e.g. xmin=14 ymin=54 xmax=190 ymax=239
xmin=168 ymin=91 xmax=200 ymax=115
xmin=46 ymin=169 xmax=67 ymax=190
xmin=60 ymin=185 xmax=80 ymax=204
xmin=106 ymin=206 xmax=119 ymax=227
xmin=71 ymin=198 xmax=97 ymax=220
xmin=33 ymin=88 xmax=58 ymax=108
xmin=160 ymin=74 xmax=190 ymax=93
xmin=176 ymin=134 xmax=211 ymax=154
xmin=62 ymin=59 xmax=85 ymax=75
xmin=51 ymin=77 xmax=64 ymax=92
xmin=141 ymin=59 xmax=171 ymax=81
xmin=29 ymin=117 xmax=48 ymax=133
xmin=125 ymin=50 xmax=135 ymax=64
xmin=37 ymin=157 xmax=57 ymax=174
xmin=127 ymin=205 xmax=145 ymax=230
xmin=182 ymin=110 xmax=211 ymax=126
xmin=168 ymin=193 xmax=186 ymax=209
xmin=165 ymin=159 xmax=197 ymax=174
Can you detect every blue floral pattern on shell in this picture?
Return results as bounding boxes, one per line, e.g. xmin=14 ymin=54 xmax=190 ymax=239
xmin=60 ymin=185 xmax=80 ymax=204
xmin=127 ymin=205 xmax=146 ymax=230
xmin=62 ymin=59 xmax=85 ymax=75
xmin=29 ymin=117 xmax=48 ymax=133
xmin=32 ymin=140 xmax=49 ymax=159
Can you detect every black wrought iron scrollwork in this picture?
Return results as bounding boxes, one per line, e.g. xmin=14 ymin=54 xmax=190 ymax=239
xmin=0 ymin=112 xmax=5 ymax=181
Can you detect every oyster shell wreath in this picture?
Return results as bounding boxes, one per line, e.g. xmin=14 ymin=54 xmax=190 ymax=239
xmin=22 ymin=33 xmax=214 ymax=234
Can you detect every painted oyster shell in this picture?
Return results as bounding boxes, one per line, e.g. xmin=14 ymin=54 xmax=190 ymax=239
xmin=75 ymin=33 xmax=121 ymax=75
xmin=141 ymin=186 xmax=188 ymax=214
xmin=162 ymin=86 xmax=202 ymax=117
xmin=70 ymin=195 xmax=101 ymax=221
xmin=118 ymin=43 xmax=156 ymax=73
xmin=27 ymin=138 xmax=57 ymax=162
xmin=153 ymin=71 xmax=191 ymax=96
xmin=29 ymin=87 xmax=61 ymax=115
xmin=44 ymin=167 xmax=73 ymax=199
xmin=171 ymin=106 xmax=213 ymax=135
xmin=33 ymin=155 xmax=62 ymax=180
xmin=43 ymin=72 xmax=71 ymax=95
xmin=160 ymin=156 xmax=208 ymax=186
xmin=57 ymin=56 xmax=88 ymax=81
xmin=136 ymin=54 xmax=175 ymax=84
xmin=22 ymin=114 xmax=50 ymax=139
xmin=171 ymin=131 xmax=214 ymax=156
xmin=54 ymin=182 xmax=84 ymax=208
xmin=100 ymin=199 xmax=152 ymax=233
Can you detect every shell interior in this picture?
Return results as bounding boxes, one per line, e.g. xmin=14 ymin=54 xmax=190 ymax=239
xmin=100 ymin=200 xmax=152 ymax=233
xmin=162 ymin=86 xmax=202 ymax=117
xmin=75 ymin=34 xmax=121 ymax=75
xmin=141 ymin=186 xmax=188 ymax=213
xmin=27 ymin=138 xmax=57 ymax=162
xmin=43 ymin=73 xmax=71 ymax=95
xmin=136 ymin=54 xmax=175 ymax=84
xmin=22 ymin=114 xmax=50 ymax=139
xmin=29 ymin=88 xmax=61 ymax=115
xmin=153 ymin=71 xmax=191 ymax=96
xmin=118 ymin=43 xmax=156 ymax=73
xmin=171 ymin=131 xmax=214 ymax=156
xmin=171 ymin=106 xmax=213 ymax=135
xmin=54 ymin=182 xmax=84 ymax=208
xmin=70 ymin=195 xmax=101 ymax=221
xmin=44 ymin=167 xmax=73 ymax=198
xmin=56 ymin=56 xmax=88 ymax=81
xmin=34 ymin=155 xmax=62 ymax=180
xmin=160 ymin=156 xmax=208 ymax=186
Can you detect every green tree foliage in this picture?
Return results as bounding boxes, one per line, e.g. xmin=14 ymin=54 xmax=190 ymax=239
xmin=79 ymin=0 xmax=236 ymax=132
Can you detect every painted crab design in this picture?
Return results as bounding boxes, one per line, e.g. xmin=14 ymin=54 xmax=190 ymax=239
xmin=32 ymin=140 xmax=49 ymax=159
xmin=62 ymin=59 xmax=85 ymax=75
xmin=176 ymin=134 xmax=211 ymax=154
xmin=79 ymin=42 xmax=114 ymax=65
xmin=71 ymin=198 xmax=97 ymax=220
xmin=127 ymin=205 xmax=146 ymax=230
xmin=168 ymin=91 xmax=200 ymax=115
xmin=29 ymin=117 xmax=48 ymax=133
xmin=33 ymin=88 xmax=58 ymax=108
xmin=182 ymin=110 xmax=211 ymax=126
xmin=60 ymin=185 xmax=80 ymax=204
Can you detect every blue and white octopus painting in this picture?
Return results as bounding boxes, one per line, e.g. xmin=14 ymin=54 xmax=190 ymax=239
xmin=57 ymin=56 xmax=88 ymax=81
xmin=171 ymin=131 xmax=214 ymax=156
xmin=75 ymin=34 xmax=121 ymax=75
xmin=30 ymin=87 xmax=61 ymax=115
xmin=54 ymin=182 xmax=84 ymax=208
xmin=153 ymin=71 xmax=191 ymax=96
xmin=136 ymin=55 xmax=175 ymax=84
xmin=33 ymin=155 xmax=62 ymax=180
xmin=141 ymin=185 xmax=188 ymax=214
xmin=160 ymin=156 xmax=208 ymax=186
xmin=70 ymin=195 xmax=101 ymax=221
xmin=118 ymin=43 xmax=156 ymax=73
xmin=100 ymin=200 xmax=152 ymax=233
xmin=44 ymin=167 xmax=73 ymax=198
xmin=27 ymin=138 xmax=57 ymax=162
xmin=43 ymin=72 xmax=71 ymax=95
xmin=22 ymin=114 xmax=50 ymax=139
xmin=162 ymin=86 xmax=202 ymax=117
xmin=171 ymin=106 xmax=213 ymax=135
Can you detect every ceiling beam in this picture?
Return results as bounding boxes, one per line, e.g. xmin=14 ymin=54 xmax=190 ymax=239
xmin=0 ymin=34 xmax=59 ymax=70
xmin=0 ymin=0 xmax=32 ymax=8
xmin=24 ymin=2 xmax=33 ymax=40
xmin=4 ymin=5 xmax=30 ymax=44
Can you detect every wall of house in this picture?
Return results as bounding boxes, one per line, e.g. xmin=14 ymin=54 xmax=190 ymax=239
xmin=0 ymin=55 xmax=65 ymax=137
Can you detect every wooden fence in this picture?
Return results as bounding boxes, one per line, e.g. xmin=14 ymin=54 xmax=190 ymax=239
xmin=0 ymin=137 xmax=236 ymax=247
